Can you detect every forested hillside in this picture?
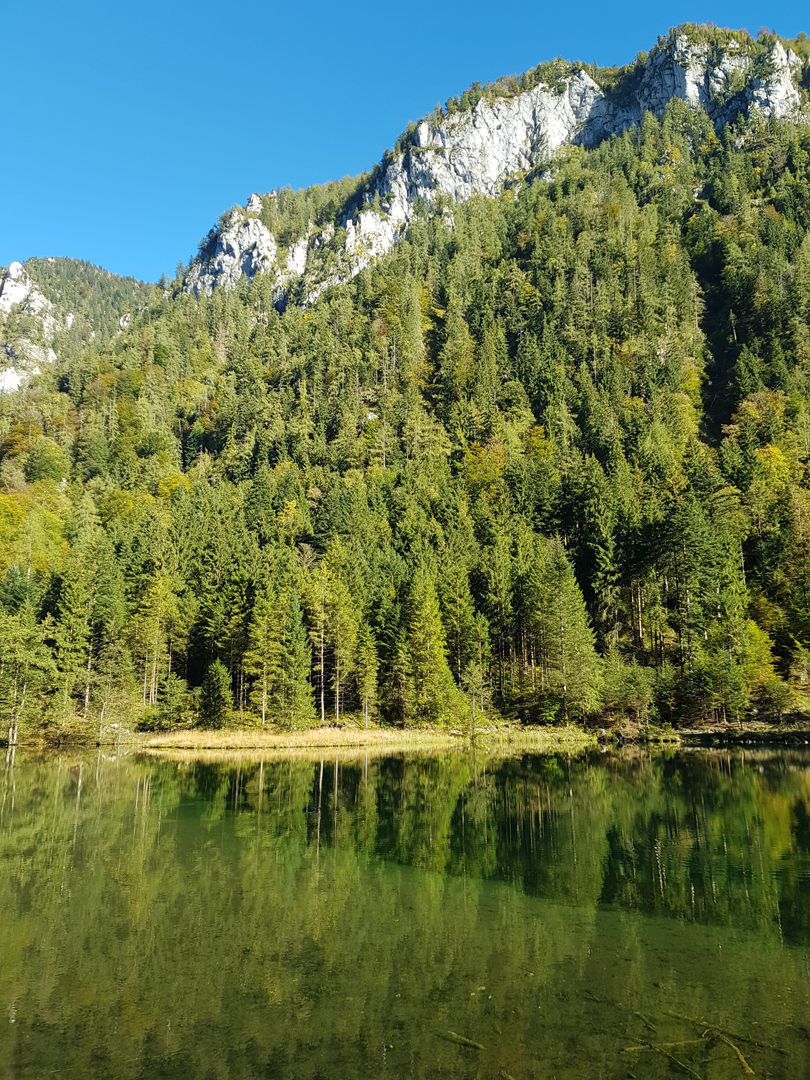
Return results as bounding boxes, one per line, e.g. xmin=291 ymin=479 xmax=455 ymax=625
xmin=23 ymin=257 xmax=153 ymax=354
xmin=0 ymin=257 xmax=152 ymax=393
xmin=3 ymin=87 xmax=810 ymax=738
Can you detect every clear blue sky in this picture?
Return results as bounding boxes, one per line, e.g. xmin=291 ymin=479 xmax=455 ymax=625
xmin=1 ymin=0 xmax=807 ymax=282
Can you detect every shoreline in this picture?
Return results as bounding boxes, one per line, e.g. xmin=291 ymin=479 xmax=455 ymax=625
xmin=137 ymin=724 xmax=597 ymax=755
xmin=7 ymin=719 xmax=810 ymax=759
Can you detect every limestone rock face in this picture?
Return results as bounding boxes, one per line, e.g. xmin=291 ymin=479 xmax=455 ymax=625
xmin=185 ymin=216 xmax=280 ymax=296
xmin=385 ymin=71 xmax=610 ymax=213
xmin=631 ymin=33 xmax=802 ymax=123
xmin=0 ymin=261 xmax=62 ymax=339
xmin=0 ymin=367 xmax=23 ymax=393
xmin=747 ymin=40 xmax=803 ymax=118
xmin=0 ymin=262 xmax=65 ymax=391
xmin=186 ymin=31 xmax=807 ymax=302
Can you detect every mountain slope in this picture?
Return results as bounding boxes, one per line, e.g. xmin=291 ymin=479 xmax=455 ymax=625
xmin=186 ymin=26 xmax=809 ymax=305
xmin=2 ymin=24 xmax=810 ymax=739
xmin=0 ymin=258 xmax=152 ymax=391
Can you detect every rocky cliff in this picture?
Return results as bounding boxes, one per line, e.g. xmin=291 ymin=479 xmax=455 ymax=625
xmin=0 ymin=258 xmax=151 ymax=393
xmin=0 ymin=262 xmax=63 ymax=391
xmin=185 ymin=28 xmax=808 ymax=303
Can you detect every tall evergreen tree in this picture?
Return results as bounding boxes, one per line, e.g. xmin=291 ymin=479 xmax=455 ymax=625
xmin=407 ymin=569 xmax=460 ymax=723
xmin=199 ymin=659 xmax=233 ymax=729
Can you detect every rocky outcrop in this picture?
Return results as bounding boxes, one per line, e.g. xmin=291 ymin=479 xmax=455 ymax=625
xmin=0 ymin=262 xmax=62 ymax=339
xmin=186 ymin=30 xmax=807 ymax=302
xmin=185 ymin=217 xmax=280 ymax=297
xmin=748 ymin=40 xmax=803 ymax=117
xmin=631 ymin=34 xmax=802 ymax=122
xmin=0 ymin=259 xmax=150 ymax=392
xmin=0 ymin=262 xmax=66 ymax=391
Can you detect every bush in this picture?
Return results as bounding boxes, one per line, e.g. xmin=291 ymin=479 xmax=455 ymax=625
xmin=760 ymin=678 xmax=793 ymax=722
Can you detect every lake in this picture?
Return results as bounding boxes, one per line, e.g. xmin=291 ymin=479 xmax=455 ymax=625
xmin=2 ymin=745 xmax=810 ymax=1079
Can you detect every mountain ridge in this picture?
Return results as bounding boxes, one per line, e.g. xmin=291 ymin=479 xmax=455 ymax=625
xmin=186 ymin=24 xmax=809 ymax=304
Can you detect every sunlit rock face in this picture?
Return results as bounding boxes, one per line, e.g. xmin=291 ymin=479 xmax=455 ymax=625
xmin=185 ymin=32 xmax=806 ymax=302
xmin=185 ymin=217 xmax=280 ymax=298
xmin=0 ymin=262 xmax=60 ymax=337
xmin=631 ymin=34 xmax=802 ymax=123
xmin=0 ymin=262 xmax=63 ymax=392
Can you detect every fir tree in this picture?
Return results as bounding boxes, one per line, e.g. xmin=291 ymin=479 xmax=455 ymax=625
xmin=273 ymin=592 xmax=315 ymax=730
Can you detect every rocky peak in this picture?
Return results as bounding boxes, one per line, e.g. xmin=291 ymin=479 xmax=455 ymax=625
xmin=186 ymin=215 xmax=279 ymax=297
xmin=634 ymin=32 xmax=802 ymax=122
xmin=185 ymin=27 xmax=807 ymax=304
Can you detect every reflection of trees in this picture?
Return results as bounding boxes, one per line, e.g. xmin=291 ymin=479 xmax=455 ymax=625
xmin=3 ymin=749 xmax=810 ymax=1078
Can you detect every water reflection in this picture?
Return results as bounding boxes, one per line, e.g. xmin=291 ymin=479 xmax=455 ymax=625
xmin=2 ymin=747 xmax=810 ymax=1079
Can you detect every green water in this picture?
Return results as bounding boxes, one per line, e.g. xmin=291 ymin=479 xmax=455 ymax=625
xmin=2 ymin=748 xmax=810 ymax=1079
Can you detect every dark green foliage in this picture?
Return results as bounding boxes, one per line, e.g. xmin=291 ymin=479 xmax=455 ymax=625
xmin=199 ymin=659 xmax=233 ymax=729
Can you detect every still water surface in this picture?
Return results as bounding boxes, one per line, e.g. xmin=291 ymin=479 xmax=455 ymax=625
xmin=2 ymin=746 xmax=810 ymax=1079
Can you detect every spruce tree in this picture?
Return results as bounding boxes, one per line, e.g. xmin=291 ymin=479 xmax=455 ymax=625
xmin=244 ymin=584 xmax=281 ymax=726
xmin=199 ymin=659 xmax=233 ymax=729
xmin=53 ymin=550 xmax=92 ymax=724
xmin=304 ymin=560 xmax=332 ymax=725
xmin=355 ymin=623 xmax=379 ymax=728
xmin=274 ymin=592 xmax=315 ymax=730
xmin=543 ymin=540 xmax=602 ymax=720
xmin=528 ymin=539 xmax=602 ymax=721
xmin=439 ymin=556 xmax=478 ymax=683
xmin=0 ymin=600 xmax=56 ymax=743
xmin=407 ymin=569 xmax=460 ymax=723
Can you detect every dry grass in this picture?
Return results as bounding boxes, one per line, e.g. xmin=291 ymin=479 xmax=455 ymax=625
xmin=139 ymin=723 xmax=596 ymax=760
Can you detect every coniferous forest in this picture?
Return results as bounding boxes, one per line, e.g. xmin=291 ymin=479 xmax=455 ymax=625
xmin=6 ymin=91 xmax=810 ymax=738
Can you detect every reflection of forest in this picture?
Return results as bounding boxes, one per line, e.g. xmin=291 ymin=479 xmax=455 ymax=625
xmin=195 ymin=746 xmax=810 ymax=940
xmin=2 ymin=749 xmax=810 ymax=1079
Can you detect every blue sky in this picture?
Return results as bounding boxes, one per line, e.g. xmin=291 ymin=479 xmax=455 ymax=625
xmin=1 ymin=0 xmax=807 ymax=282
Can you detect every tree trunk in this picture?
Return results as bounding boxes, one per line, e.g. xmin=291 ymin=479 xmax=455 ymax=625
xmin=320 ymin=625 xmax=325 ymax=725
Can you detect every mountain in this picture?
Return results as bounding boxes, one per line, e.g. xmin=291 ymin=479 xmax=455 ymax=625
xmin=3 ymin=23 xmax=810 ymax=740
xmin=0 ymin=258 xmax=152 ymax=391
xmin=186 ymin=26 xmax=809 ymax=304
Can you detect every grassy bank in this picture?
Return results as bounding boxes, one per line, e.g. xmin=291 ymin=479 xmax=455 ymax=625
xmin=139 ymin=723 xmax=597 ymax=757
xmin=13 ymin=718 xmax=810 ymax=759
